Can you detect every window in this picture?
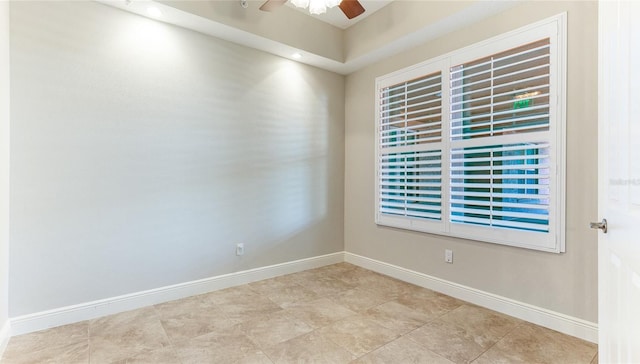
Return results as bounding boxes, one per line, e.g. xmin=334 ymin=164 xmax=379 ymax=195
xmin=378 ymin=69 xmax=445 ymax=233
xmin=375 ymin=14 xmax=566 ymax=252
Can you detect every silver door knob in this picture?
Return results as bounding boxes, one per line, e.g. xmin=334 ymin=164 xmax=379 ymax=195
xmin=590 ymin=218 xmax=608 ymax=233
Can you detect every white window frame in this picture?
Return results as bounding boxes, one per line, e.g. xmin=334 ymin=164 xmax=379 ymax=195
xmin=375 ymin=13 xmax=566 ymax=253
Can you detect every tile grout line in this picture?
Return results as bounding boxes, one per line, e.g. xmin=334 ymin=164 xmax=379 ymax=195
xmin=250 ymin=276 xmax=343 ymax=364
xmin=257 ymin=266 xmax=383 ymax=363
xmin=468 ymin=320 xmax=528 ymax=363
xmin=398 ymin=324 xmax=456 ymax=363
xmin=152 ymin=305 xmax=183 ymax=364
xmin=86 ymin=322 xmax=90 ymax=364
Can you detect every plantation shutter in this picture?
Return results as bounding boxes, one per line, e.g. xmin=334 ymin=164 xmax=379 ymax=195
xmin=449 ymin=37 xmax=557 ymax=248
xmin=376 ymin=69 xmax=445 ymax=231
xmin=375 ymin=15 xmax=565 ymax=252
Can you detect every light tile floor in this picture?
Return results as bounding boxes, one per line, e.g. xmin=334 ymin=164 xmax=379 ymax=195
xmin=1 ymin=263 xmax=598 ymax=363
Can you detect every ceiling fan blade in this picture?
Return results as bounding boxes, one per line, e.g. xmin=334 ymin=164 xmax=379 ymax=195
xmin=259 ymin=0 xmax=288 ymax=12
xmin=338 ymin=0 xmax=365 ymax=19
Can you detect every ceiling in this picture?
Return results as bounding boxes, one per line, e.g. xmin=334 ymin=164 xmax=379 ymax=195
xmin=101 ymin=0 xmax=519 ymax=75
xmin=284 ymin=0 xmax=394 ymax=29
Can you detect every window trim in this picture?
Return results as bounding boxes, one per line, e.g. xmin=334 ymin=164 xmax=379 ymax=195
xmin=375 ymin=13 xmax=567 ymax=253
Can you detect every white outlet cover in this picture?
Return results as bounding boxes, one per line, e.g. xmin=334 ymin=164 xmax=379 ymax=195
xmin=445 ymin=249 xmax=453 ymax=263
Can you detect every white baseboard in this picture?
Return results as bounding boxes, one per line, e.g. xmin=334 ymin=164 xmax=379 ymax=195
xmin=0 ymin=320 xmax=10 ymax=359
xmin=10 ymin=252 xmax=344 ymax=336
xmin=8 ymin=251 xmax=598 ymax=344
xmin=344 ymin=252 xmax=598 ymax=343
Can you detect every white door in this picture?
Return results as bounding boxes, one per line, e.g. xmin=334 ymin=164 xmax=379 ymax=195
xmin=598 ymin=0 xmax=640 ymax=362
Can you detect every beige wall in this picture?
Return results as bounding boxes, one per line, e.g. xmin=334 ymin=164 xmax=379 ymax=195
xmin=9 ymin=1 xmax=344 ymax=316
xmin=0 ymin=0 xmax=10 ymax=336
xmin=345 ymin=1 xmax=598 ymax=322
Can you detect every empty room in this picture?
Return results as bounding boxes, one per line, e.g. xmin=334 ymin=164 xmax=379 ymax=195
xmin=0 ymin=0 xmax=638 ymax=363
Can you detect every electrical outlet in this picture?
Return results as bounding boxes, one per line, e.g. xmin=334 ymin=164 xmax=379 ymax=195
xmin=445 ymin=249 xmax=453 ymax=263
xmin=236 ymin=243 xmax=244 ymax=256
